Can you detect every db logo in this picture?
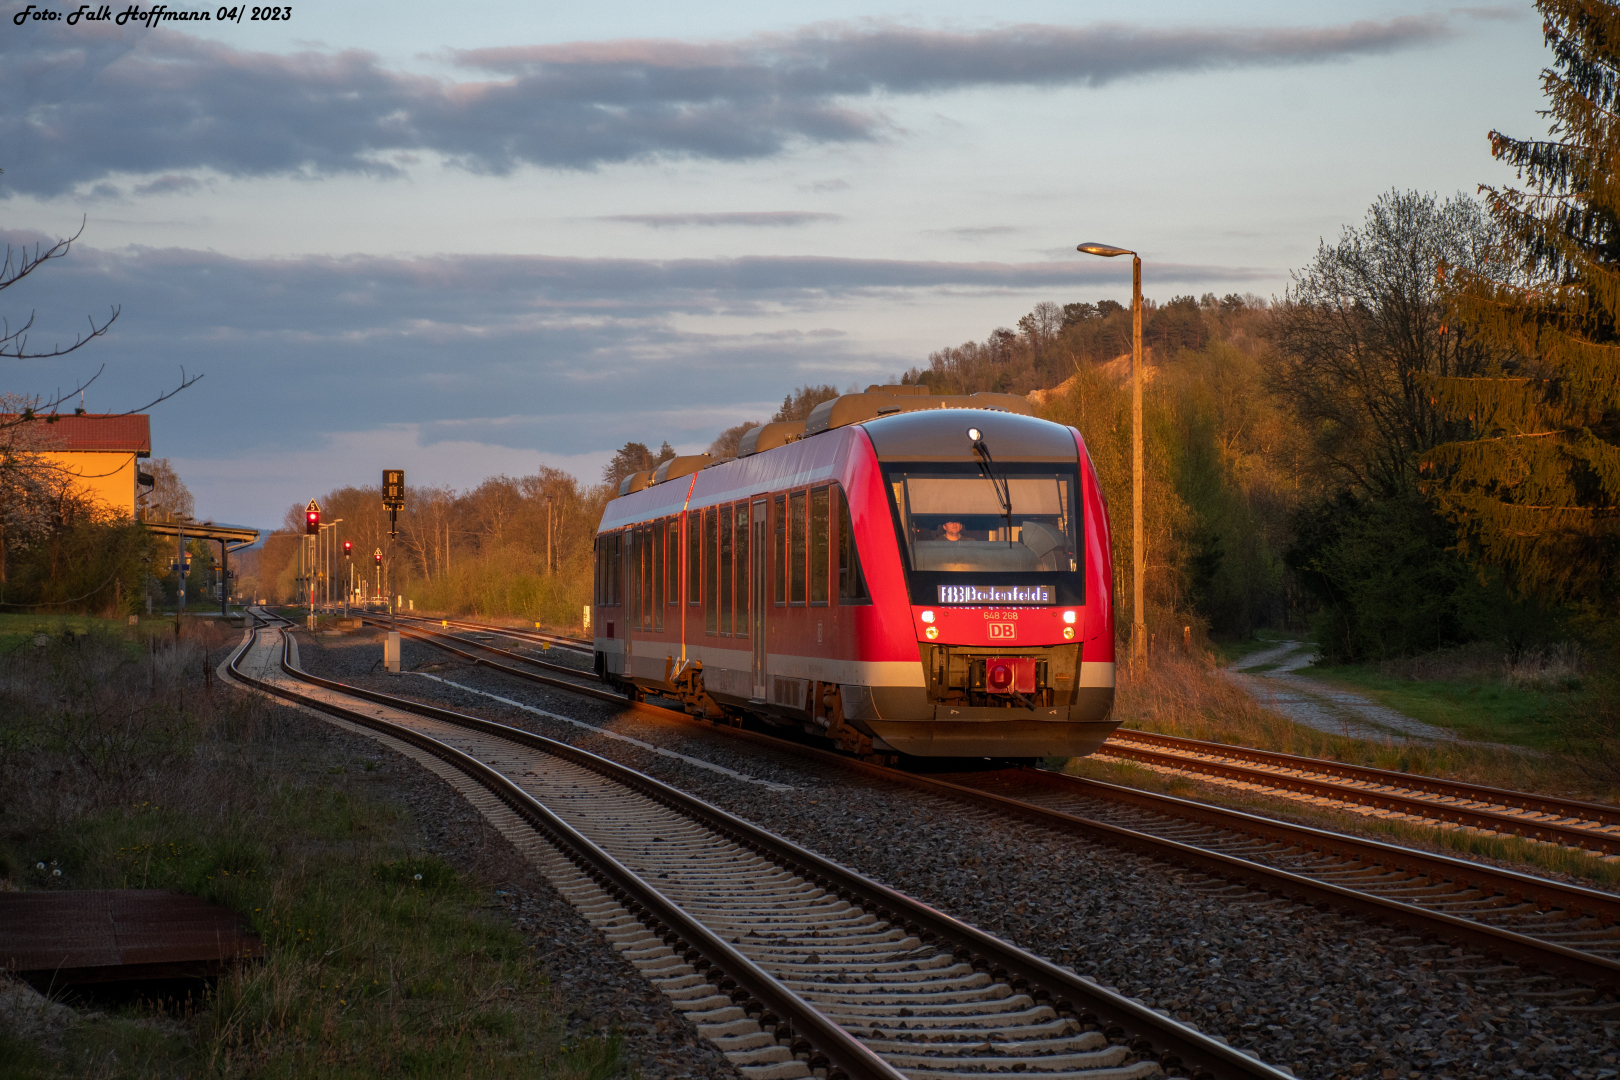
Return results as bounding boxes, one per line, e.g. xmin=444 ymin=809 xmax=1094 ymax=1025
xmin=987 ymin=622 xmax=1016 ymax=640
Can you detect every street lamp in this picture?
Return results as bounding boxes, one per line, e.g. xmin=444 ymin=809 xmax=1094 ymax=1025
xmin=544 ymin=495 xmax=554 ymax=576
xmin=1076 ymin=241 xmax=1147 ymax=666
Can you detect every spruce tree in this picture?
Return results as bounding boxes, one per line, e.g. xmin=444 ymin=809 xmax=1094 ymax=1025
xmin=1430 ymin=0 xmax=1620 ymax=604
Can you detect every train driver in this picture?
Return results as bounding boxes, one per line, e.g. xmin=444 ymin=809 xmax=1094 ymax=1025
xmin=941 ymin=520 xmax=964 ymax=541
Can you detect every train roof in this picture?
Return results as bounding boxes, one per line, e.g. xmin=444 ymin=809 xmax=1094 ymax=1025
xmin=600 ymin=393 xmax=1081 ymax=531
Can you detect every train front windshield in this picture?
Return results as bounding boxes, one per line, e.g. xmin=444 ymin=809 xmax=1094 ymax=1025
xmin=885 ymin=463 xmax=1084 ymax=604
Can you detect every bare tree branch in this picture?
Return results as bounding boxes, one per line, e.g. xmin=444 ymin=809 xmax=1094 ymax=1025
xmin=0 ymin=368 xmax=204 ymax=435
xmin=0 ymin=218 xmax=121 ymax=361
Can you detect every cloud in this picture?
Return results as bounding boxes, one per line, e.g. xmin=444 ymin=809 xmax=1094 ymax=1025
xmin=4 ymin=234 xmax=1274 ymax=522
xmin=599 ymin=211 xmax=842 ymax=228
xmin=1 ymin=9 xmax=1457 ymax=196
xmin=131 ymin=174 xmax=209 ymax=197
xmin=935 ymin=225 xmax=1025 ymax=237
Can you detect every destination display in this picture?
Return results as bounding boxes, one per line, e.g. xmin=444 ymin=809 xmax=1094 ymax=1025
xmin=937 ymin=584 xmax=1055 ymax=605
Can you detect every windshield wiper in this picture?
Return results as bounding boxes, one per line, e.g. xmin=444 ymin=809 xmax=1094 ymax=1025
xmin=967 ymin=427 xmax=1013 ymax=546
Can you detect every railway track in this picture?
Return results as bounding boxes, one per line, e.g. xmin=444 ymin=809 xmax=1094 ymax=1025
xmin=237 ymin=611 xmax=1283 ymax=1080
xmin=360 ymin=614 xmax=1620 ymax=996
xmin=396 ymin=611 xmax=592 ymax=654
xmin=1095 ymin=729 xmax=1620 ymax=856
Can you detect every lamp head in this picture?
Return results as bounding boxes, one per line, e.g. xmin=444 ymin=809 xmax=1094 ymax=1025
xmin=1077 ymin=242 xmax=1134 ymax=258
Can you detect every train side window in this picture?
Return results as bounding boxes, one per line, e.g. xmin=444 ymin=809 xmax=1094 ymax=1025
xmin=719 ymin=504 xmax=734 ymax=635
xmin=668 ymin=518 xmax=680 ymax=606
xmin=687 ymin=513 xmax=700 ymax=606
xmin=593 ymin=536 xmax=602 ymax=607
xmin=836 ymin=487 xmax=870 ymax=604
xmin=653 ymin=519 xmax=665 ymax=631
xmin=735 ymin=502 xmax=749 ymax=639
xmin=809 ymin=486 xmax=830 ymax=605
xmin=607 ymin=532 xmax=621 ymax=607
xmin=642 ymin=525 xmax=654 ymax=630
xmin=626 ymin=529 xmax=639 ymax=626
xmin=773 ymin=494 xmax=786 ymax=605
xmin=703 ymin=507 xmax=718 ymax=634
xmin=642 ymin=525 xmax=654 ymax=631
xmin=788 ymin=490 xmax=807 ymax=604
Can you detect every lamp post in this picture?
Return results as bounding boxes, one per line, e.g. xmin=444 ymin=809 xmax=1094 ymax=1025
xmin=1076 ymin=241 xmax=1147 ymax=666
xmin=545 ymin=495 xmax=554 ymax=576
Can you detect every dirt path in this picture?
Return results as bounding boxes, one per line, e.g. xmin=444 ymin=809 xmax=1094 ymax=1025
xmin=1222 ymin=640 xmax=1466 ymax=744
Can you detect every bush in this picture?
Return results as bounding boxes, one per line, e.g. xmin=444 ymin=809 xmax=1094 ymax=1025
xmin=1285 ymin=493 xmax=1508 ymax=662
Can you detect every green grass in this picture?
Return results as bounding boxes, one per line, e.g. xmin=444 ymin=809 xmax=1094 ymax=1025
xmin=0 ymin=611 xmax=234 ymax=654
xmin=0 ymin=625 xmax=622 ymax=1080
xmin=1299 ymin=663 xmax=1583 ymax=751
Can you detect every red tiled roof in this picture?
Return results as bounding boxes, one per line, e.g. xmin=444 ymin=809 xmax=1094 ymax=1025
xmin=1 ymin=413 xmax=151 ymax=454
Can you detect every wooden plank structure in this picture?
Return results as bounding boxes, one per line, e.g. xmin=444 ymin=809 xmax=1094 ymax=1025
xmin=0 ymin=890 xmax=264 ymax=992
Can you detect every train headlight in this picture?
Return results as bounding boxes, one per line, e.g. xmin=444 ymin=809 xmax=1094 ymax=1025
xmin=1063 ymin=626 xmax=1075 ymax=640
xmin=925 ymin=625 xmax=939 ymax=640
xmin=1062 ymin=610 xmax=1077 ymax=624
xmin=920 ymin=610 xmax=935 ymax=624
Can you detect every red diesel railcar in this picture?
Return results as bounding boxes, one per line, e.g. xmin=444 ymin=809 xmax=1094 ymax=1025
xmin=592 ymin=386 xmax=1117 ymax=759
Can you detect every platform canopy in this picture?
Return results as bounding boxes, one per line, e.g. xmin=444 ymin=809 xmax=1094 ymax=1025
xmin=139 ymin=513 xmax=260 ymax=551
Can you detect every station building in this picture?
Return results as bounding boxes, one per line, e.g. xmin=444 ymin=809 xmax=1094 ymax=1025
xmin=19 ymin=413 xmax=152 ymax=517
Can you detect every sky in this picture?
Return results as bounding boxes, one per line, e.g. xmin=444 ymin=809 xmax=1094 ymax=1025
xmin=2 ymin=0 xmax=1549 ymax=530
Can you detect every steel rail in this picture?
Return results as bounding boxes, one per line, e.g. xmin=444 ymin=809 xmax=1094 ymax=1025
xmin=241 ymin=614 xmax=1289 ymax=1080
xmin=1102 ymin=729 xmax=1620 ymax=840
xmin=396 ymin=611 xmax=592 ymax=653
xmin=359 ymin=613 xmax=602 ymax=684
xmin=1096 ymin=741 xmax=1620 ymax=855
xmin=349 ymin=614 xmax=1620 ymax=988
xmin=230 ymin=617 xmax=906 ymax=1080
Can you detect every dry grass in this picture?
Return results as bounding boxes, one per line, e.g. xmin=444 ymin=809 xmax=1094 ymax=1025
xmin=1063 ymin=754 xmax=1620 ymax=891
xmin=1109 ymin=652 xmax=1617 ymax=803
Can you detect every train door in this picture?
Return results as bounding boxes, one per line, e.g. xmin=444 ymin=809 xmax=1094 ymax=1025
xmin=623 ymin=528 xmax=635 ymax=676
xmin=751 ymin=498 xmax=768 ymax=699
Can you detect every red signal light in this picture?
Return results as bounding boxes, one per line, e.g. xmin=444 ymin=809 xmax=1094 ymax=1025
xmin=343 ymin=540 xmax=353 ymax=554
xmin=374 ymin=550 xmax=383 ymax=566
xmin=305 ymin=510 xmax=319 ymax=534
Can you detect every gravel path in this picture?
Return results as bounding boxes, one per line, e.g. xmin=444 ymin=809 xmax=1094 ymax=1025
xmin=297 ymin=627 xmax=1620 ymax=1080
xmin=1222 ymin=642 xmax=1462 ymax=744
